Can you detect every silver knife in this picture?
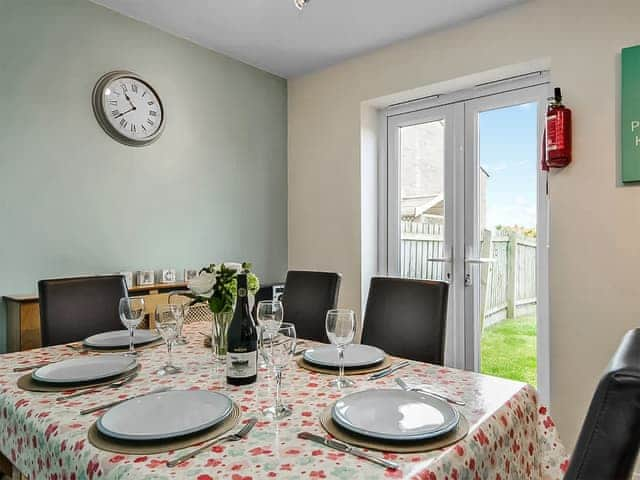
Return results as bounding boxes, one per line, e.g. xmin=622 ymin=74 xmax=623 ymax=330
xmin=80 ymin=386 xmax=171 ymax=415
xmin=13 ymin=361 xmax=54 ymax=372
xmin=298 ymin=432 xmax=399 ymax=470
xmin=56 ymin=372 xmax=139 ymax=401
xmin=368 ymin=360 xmax=410 ymax=381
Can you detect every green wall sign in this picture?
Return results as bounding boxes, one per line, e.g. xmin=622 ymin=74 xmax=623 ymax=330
xmin=622 ymin=45 xmax=640 ymax=183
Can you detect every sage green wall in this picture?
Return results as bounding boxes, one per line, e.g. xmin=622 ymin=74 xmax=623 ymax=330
xmin=0 ymin=0 xmax=288 ymax=352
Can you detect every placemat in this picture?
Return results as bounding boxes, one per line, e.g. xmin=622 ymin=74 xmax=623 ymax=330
xmin=296 ymin=356 xmax=392 ymax=376
xmin=319 ymin=406 xmax=469 ymax=453
xmin=17 ymin=365 xmax=142 ymax=393
xmin=87 ymin=403 xmax=241 ymax=454
xmin=77 ymin=339 xmax=165 ymax=353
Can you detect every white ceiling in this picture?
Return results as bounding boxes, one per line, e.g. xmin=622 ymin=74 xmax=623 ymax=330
xmin=91 ymin=0 xmax=526 ymax=78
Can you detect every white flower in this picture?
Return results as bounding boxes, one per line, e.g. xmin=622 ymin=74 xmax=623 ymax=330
xmin=223 ymin=262 xmax=243 ymax=272
xmin=188 ymin=271 xmax=216 ymax=298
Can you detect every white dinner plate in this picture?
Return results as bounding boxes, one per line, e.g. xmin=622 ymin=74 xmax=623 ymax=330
xmin=83 ymin=329 xmax=161 ymax=349
xmin=32 ymin=356 xmax=137 ymax=384
xmin=332 ymin=388 xmax=459 ymax=441
xmin=303 ymin=344 xmax=385 ymax=368
xmin=97 ymin=390 xmax=233 ymax=441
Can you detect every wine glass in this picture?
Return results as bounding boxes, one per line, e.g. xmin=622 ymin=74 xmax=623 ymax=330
xmin=118 ymin=297 xmax=145 ymax=357
xmin=325 ymin=309 xmax=356 ymax=389
xmin=259 ymin=323 xmax=296 ymax=419
xmin=256 ymin=300 xmax=284 ymax=332
xmin=256 ymin=300 xmax=284 ymax=368
xmin=168 ymin=293 xmax=190 ymax=345
xmin=155 ymin=304 xmax=184 ymax=376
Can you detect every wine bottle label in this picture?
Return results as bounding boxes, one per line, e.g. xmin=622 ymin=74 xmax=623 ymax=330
xmin=226 ymin=351 xmax=257 ymax=378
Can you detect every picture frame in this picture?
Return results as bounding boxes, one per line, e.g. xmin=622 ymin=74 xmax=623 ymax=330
xmin=119 ymin=271 xmax=134 ymax=289
xmin=137 ymin=270 xmax=155 ymax=286
xmin=184 ymin=269 xmax=199 ymax=282
xmin=160 ymin=269 xmax=177 ymax=284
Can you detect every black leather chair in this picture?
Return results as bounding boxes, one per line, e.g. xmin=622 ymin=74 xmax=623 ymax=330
xmin=280 ymin=270 xmax=341 ymax=343
xmin=38 ymin=275 xmax=128 ymax=347
xmin=565 ymin=328 xmax=640 ymax=480
xmin=361 ymin=276 xmax=448 ymax=365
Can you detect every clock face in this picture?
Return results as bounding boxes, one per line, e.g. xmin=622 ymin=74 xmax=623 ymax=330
xmin=92 ymin=71 xmax=165 ymax=146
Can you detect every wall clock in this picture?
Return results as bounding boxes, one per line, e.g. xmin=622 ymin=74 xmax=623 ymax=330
xmin=92 ymin=70 xmax=165 ymax=147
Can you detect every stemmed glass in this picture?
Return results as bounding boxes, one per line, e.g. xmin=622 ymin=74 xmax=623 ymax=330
xmin=259 ymin=322 xmax=296 ymax=419
xmin=325 ymin=309 xmax=356 ymax=389
xmin=256 ymin=301 xmax=284 ymax=332
xmin=256 ymin=301 xmax=284 ymax=368
xmin=168 ymin=293 xmax=190 ymax=345
xmin=118 ymin=297 xmax=145 ymax=357
xmin=155 ymin=304 xmax=184 ymax=376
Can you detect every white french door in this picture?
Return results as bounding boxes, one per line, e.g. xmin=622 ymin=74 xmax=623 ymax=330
xmin=386 ymin=104 xmax=466 ymax=369
xmin=382 ymin=73 xmax=550 ymax=401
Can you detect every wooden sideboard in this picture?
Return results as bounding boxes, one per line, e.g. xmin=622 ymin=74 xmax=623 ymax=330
xmin=3 ymin=283 xmax=187 ymax=352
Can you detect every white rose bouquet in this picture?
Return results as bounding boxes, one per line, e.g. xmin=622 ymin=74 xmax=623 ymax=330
xmin=187 ymin=262 xmax=260 ymax=314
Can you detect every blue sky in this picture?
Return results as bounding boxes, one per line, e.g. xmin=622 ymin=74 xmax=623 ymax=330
xmin=479 ymin=102 xmax=538 ymax=230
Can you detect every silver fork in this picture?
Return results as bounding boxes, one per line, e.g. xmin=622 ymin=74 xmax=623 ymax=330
xmin=55 ymin=372 xmax=138 ymax=401
xmin=167 ymin=417 xmax=258 ymax=467
xmin=396 ymin=378 xmax=466 ymax=406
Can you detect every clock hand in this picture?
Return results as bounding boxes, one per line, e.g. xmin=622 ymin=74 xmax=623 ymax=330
xmin=113 ymin=107 xmax=135 ymax=119
xmin=123 ymin=92 xmax=137 ymax=110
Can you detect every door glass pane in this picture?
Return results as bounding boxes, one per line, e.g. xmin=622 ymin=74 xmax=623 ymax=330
xmin=399 ymin=120 xmax=446 ymax=280
xmin=477 ymin=102 xmax=538 ymax=385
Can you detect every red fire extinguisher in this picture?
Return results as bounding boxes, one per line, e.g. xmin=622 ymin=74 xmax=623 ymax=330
xmin=541 ymin=87 xmax=572 ymax=171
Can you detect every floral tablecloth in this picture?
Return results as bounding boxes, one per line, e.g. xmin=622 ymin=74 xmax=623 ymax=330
xmin=0 ymin=322 xmax=568 ymax=479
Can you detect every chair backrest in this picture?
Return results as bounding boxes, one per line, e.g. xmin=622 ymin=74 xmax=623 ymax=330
xmin=38 ymin=275 xmax=128 ymax=347
xmin=361 ymin=276 xmax=448 ymax=365
xmin=565 ymin=329 xmax=640 ymax=480
xmin=168 ymin=290 xmax=213 ymax=324
xmin=281 ymin=270 xmax=341 ymax=343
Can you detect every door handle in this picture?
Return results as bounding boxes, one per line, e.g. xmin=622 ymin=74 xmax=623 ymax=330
xmin=464 ymin=257 xmax=495 ymax=264
xmin=427 ymin=257 xmax=451 ymax=263
xmin=463 ymin=257 xmax=494 ymax=286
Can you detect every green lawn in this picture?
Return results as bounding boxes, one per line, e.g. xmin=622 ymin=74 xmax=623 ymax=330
xmin=480 ymin=315 xmax=537 ymax=386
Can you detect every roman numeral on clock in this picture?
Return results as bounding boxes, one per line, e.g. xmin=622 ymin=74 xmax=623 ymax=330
xmin=147 ymin=119 xmax=154 ymax=126
xmin=131 ymin=83 xmax=138 ymax=93
xmin=120 ymin=118 xmax=128 ymax=128
xmin=108 ymin=100 xmax=117 ymax=106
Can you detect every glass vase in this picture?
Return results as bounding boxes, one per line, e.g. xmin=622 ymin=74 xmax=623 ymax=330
xmin=212 ymin=311 xmax=233 ymax=363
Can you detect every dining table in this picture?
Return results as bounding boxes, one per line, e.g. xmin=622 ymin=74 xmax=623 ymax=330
xmin=0 ymin=321 xmax=568 ymax=479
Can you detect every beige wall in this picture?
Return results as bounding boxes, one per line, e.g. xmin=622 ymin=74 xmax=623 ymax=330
xmin=288 ymin=0 xmax=640 ymax=449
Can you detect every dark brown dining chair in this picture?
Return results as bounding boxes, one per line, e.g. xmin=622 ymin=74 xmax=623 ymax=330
xmin=564 ymin=328 xmax=640 ymax=480
xmin=280 ymin=270 xmax=341 ymax=343
xmin=38 ymin=275 xmax=128 ymax=347
xmin=361 ymin=276 xmax=448 ymax=365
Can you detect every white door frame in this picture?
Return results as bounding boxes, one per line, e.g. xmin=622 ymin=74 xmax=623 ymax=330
xmin=379 ymin=72 xmax=551 ymax=403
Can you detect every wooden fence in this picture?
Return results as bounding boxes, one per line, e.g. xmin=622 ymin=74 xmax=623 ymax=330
xmin=400 ymin=221 xmax=536 ymax=326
